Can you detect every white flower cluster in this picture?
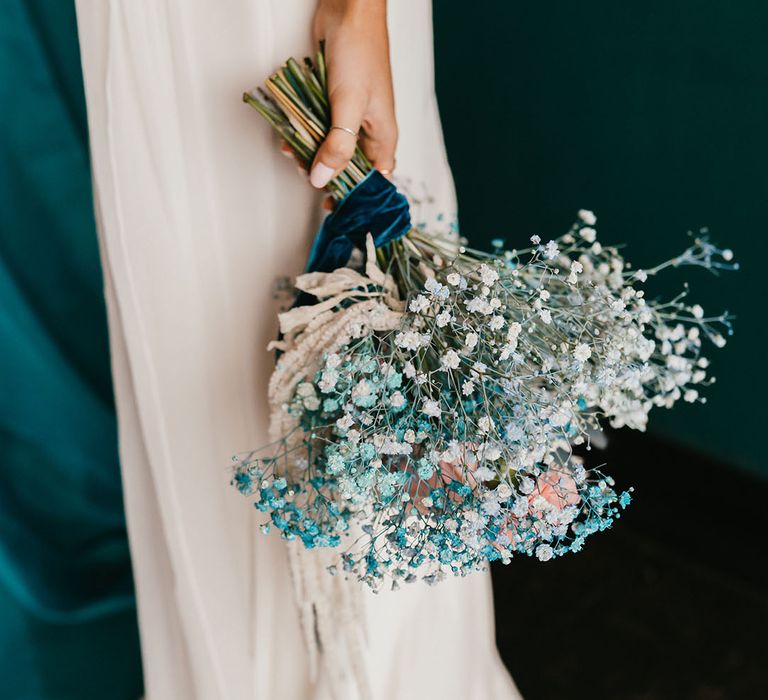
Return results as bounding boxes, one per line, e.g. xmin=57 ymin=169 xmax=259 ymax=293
xmin=235 ymin=211 xmax=734 ymax=589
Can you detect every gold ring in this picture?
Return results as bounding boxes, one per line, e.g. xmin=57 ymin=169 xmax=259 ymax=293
xmin=330 ymin=125 xmax=359 ymax=138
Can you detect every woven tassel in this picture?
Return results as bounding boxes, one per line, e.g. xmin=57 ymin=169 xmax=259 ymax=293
xmin=286 ymin=542 xmax=372 ymax=700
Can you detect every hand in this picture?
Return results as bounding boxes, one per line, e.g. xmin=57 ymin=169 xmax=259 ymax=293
xmin=310 ymin=0 xmax=398 ymax=189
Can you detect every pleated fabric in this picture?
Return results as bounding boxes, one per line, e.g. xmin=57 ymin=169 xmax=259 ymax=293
xmin=76 ymin=1 xmax=521 ymax=698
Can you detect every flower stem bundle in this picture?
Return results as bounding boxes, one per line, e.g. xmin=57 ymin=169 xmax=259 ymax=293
xmin=243 ymin=43 xmax=372 ymax=200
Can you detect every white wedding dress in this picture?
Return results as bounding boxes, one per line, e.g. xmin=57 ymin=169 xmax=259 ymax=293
xmin=75 ymin=1 xmax=522 ymax=698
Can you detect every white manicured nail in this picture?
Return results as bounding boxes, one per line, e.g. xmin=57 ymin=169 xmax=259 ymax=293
xmin=310 ymin=162 xmax=335 ymax=189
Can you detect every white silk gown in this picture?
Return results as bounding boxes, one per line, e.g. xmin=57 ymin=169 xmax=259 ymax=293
xmin=75 ymin=1 xmax=522 ymax=698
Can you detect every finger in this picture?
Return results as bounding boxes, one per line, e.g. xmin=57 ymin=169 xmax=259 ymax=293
xmin=280 ymin=141 xmax=310 ymax=181
xmin=310 ymin=88 xmax=365 ymax=189
xmin=359 ymin=110 xmax=398 ymax=177
xmin=361 ymin=133 xmax=397 ymax=179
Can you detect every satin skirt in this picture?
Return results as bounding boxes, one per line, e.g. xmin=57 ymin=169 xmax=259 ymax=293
xmin=75 ymin=1 xmax=521 ymax=698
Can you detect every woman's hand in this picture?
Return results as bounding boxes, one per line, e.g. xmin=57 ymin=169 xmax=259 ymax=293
xmin=310 ymin=0 xmax=397 ymax=189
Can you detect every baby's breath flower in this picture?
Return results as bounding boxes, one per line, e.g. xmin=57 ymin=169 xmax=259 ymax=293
xmin=441 ymin=350 xmax=461 ymax=371
xmin=409 ymin=294 xmax=430 ymax=314
xmin=390 ymin=391 xmax=405 ymax=408
xmin=498 ymin=344 xmax=515 ymax=361
xmin=336 ymin=414 xmax=354 ymax=432
xmin=578 ymin=209 xmax=597 ymax=225
xmin=478 ymin=416 xmax=495 ymax=434
xmin=574 ymin=343 xmax=592 ymax=363
xmin=579 ymin=227 xmax=597 ymax=243
xmin=512 ymin=496 xmax=529 ymax=517
xmin=351 ymin=379 xmax=372 ymax=400
xmin=518 ymin=477 xmax=535 ymax=495
xmin=544 ymin=240 xmax=560 ymax=259
xmin=465 ymin=297 xmax=494 ymax=315
xmin=489 ymin=315 xmax=505 ymax=331
xmin=479 ymin=264 xmax=500 ymax=286
xmin=395 ymin=330 xmax=430 ymax=351
xmin=610 ymin=299 xmax=626 ymax=313
xmin=296 ymin=382 xmax=315 ymax=398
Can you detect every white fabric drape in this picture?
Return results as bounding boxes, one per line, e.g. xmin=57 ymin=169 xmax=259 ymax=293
xmin=76 ymin=1 xmax=522 ymax=698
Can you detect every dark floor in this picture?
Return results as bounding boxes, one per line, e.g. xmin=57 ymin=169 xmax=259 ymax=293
xmin=492 ymin=430 xmax=768 ymax=700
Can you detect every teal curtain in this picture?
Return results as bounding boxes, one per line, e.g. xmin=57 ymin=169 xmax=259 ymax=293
xmin=0 ymin=1 xmax=142 ymax=698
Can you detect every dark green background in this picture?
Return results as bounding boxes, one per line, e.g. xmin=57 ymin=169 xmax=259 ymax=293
xmin=435 ymin=2 xmax=765 ymax=476
xmin=0 ymin=2 xmax=764 ymax=699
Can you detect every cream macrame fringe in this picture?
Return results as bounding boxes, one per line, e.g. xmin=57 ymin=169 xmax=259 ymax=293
xmin=287 ymin=542 xmax=372 ymax=700
xmin=268 ymin=236 xmax=401 ymax=699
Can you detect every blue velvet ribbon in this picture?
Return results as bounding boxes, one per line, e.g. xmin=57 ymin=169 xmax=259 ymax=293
xmin=305 ymin=169 xmax=412 ymax=274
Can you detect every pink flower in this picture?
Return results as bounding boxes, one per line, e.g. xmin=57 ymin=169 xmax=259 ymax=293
xmin=531 ymin=467 xmax=580 ymax=510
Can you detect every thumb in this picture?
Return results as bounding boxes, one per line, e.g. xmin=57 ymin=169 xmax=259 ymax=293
xmin=310 ymin=89 xmax=364 ymax=189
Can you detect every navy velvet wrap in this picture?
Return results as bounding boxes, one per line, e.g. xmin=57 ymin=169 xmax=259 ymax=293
xmin=305 ymin=169 xmax=412 ymax=274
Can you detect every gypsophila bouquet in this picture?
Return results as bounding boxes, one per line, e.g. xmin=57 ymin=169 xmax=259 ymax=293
xmin=233 ymin=46 xmax=736 ymax=589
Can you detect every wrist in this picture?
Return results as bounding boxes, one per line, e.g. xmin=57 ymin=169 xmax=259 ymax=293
xmin=317 ymin=0 xmax=386 ymax=23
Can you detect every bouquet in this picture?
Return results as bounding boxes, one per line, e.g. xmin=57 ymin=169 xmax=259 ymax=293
xmin=233 ymin=46 xmax=736 ymax=590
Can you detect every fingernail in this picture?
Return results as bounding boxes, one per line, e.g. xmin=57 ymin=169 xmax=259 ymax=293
xmin=310 ymin=162 xmax=335 ymax=189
